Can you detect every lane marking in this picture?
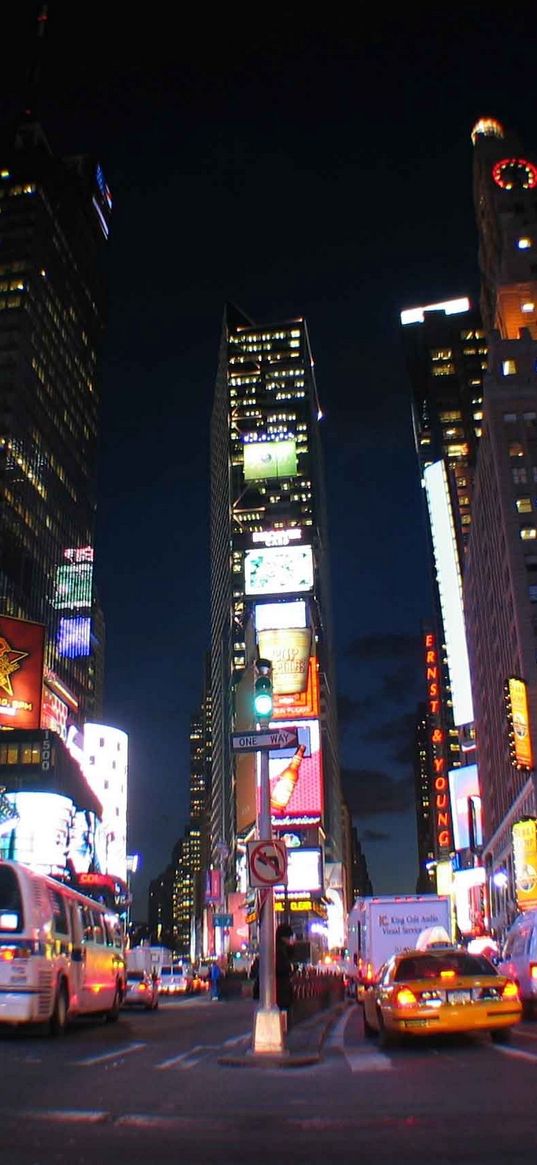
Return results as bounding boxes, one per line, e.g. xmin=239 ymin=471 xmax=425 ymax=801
xmin=26 ymin=1109 xmax=108 ymax=1123
xmin=344 ymin=1048 xmax=393 ymax=1072
xmin=73 ymin=1041 xmax=146 ymax=1067
xmin=494 ymin=1045 xmax=537 ymax=1063
xmin=156 ymin=1030 xmax=250 ymax=1069
xmin=156 ymin=1043 xmax=221 ymax=1069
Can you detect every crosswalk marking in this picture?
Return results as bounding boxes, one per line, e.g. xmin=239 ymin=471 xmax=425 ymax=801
xmin=73 ymin=1042 xmax=146 ymax=1067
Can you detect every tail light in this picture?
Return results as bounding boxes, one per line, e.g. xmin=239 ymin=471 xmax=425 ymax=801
xmin=395 ymin=986 xmax=418 ymax=1007
xmin=501 ymin=979 xmax=519 ymax=1000
xmin=530 ymin=963 xmax=537 ymax=982
xmin=0 ymin=946 xmax=32 ymax=961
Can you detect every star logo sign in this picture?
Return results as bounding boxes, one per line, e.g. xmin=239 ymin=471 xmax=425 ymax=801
xmin=0 ymin=636 xmax=29 ymax=696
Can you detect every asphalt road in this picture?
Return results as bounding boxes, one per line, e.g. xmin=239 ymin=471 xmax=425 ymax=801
xmin=1 ymin=996 xmax=537 ymax=1164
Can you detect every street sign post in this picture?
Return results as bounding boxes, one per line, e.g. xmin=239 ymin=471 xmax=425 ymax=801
xmin=231 ymin=727 xmax=299 ymax=752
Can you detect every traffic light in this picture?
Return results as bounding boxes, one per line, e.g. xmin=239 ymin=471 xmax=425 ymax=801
xmin=254 ymin=658 xmax=273 ymax=722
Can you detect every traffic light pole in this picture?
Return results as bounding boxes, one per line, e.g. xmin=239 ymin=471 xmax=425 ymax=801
xmin=251 ymin=726 xmax=287 ymax=1056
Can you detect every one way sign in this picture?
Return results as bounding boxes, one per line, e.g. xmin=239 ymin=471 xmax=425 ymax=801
xmin=231 ymin=727 xmax=299 ymax=752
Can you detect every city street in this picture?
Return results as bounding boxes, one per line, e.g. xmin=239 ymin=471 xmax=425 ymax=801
xmin=1 ymin=998 xmax=537 ymax=1164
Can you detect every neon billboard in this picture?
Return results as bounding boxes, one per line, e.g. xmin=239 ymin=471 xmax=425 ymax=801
xmin=424 ymin=630 xmax=453 ymax=856
xmin=0 ymin=615 xmax=45 ymax=730
xmin=505 ymin=678 xmax=534 ymax=770
xmin=512 ymin=818 xmax=537 ymax=912
xmin=448 ymin=764 xmax=482 ymax=852
xmin=256 ymin=719 xmax=323 ymax=825
xmin=257 ymin=627 xmax=311 ymax=694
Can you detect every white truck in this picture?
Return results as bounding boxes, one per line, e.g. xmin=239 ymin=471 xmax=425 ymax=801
xmin=126 ymin=945 xmax=172 ymax=981
xmin=347 ymin=894 xmax=452 ymax=997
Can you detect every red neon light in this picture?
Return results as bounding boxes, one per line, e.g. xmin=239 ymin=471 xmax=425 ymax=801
xmin=424 ymin=630 xmax=453 ymax=855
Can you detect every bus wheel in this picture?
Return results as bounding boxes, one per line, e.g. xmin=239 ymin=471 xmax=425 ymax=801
xmin=105 ymin=986 xmax=121 ymax=1023
xmin=50 ymin=983 xmax=68 ymax=1037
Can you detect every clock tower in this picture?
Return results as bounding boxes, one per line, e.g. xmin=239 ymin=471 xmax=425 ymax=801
xmin=471 ymin=117 xmax=537 ymax=340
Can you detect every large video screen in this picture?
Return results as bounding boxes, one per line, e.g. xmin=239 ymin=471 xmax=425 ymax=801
xmin=245 ymin=546 xmax=314 ymax=596
xmin=243 ymin=439 xmax=297 ymax=481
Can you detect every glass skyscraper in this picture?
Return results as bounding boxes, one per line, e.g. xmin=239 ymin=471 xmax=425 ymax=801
xmin=0 ymin=104 xmax=111 ymax=726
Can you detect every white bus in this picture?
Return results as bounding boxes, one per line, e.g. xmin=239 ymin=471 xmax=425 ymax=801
xmin=0 ymin=860 xmax=126 ymax=1033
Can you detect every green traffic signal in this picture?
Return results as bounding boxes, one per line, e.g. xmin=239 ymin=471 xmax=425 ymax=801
xmin=254 ymin=659 xmax=273 ymax=720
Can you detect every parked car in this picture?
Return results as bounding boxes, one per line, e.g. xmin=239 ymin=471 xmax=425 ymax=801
xmin=498 ymin=910 xmax=537 ymax=1017
xmin=123 ymin=970 xmax=159 ymax=1011
xmin=362 ymin=946 xmax=521 ymax=1046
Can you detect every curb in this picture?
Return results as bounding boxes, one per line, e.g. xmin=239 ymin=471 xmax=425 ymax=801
xmin=217 ymin=1001 xmax=347 ymax=1069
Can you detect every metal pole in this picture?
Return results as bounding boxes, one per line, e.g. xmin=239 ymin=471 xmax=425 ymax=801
xmin=258 ymin=748 xmax=276 ymax=1010
xmin=251 ymin=736 xmax=286 ymax=1055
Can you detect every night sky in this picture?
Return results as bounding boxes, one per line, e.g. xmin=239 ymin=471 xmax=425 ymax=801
xmin=2 ymin=4 xmax=537 ymax=916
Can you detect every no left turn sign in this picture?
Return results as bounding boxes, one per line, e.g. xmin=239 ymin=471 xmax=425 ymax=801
xmin=247 ymin=839 xmax=288 ymax=888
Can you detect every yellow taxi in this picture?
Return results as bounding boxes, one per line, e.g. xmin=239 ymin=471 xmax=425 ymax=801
xmin=362 ymin=946 xmax=522 ymax=1046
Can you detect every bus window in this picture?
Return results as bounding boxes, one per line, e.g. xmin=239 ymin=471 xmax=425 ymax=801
xmin=81 ymin=906 xmax=95 ymax=942
xmin=50 ymin=888 xmax=69 ymax=937
xmin=0 ymin=866 xmax=23 ymax=933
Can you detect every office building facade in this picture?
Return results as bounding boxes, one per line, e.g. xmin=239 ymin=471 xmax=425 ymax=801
xmin=209 ymin=305 xmax=344 ymax=943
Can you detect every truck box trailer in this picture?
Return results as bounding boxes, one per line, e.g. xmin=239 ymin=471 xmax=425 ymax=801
xmin=347 ymin=894 xmax=452 ymax=996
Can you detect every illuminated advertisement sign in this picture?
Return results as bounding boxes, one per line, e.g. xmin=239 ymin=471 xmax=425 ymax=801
xmin=256 ymin=719 xmax=323 ymax=825
xmin=57 ymin=616 xmax=91 ymax=658
xmin=0 ymin=791 xmax=72 ymax=876
xmin=272 ymin=657 xmax=320 ymax=720
xmin=448 ymin=764 xmax=483 ymax=852
xmin=254 ymin=600 xmax=307 ymax=631
xmin=257 ymin=628 xmax=312 ymax=695
xmin=251 ymin=530 xmax=303 ymax=548
xmin=0 ymin=615 xmax=45 ymax=730
xmin=512 ymin=818 xmax=537 ymax=912
xmin=274 ymin=847 xmax=323 ymax=893
xmin=424 ymin=461 xmax=474 ymax=727
xmin=243 ymin=438 xmax=297 ymax=481
xmin=41 ymin=685 xmax=69 ymax=740
xmin=244 ymin=546 xmax=314 ymax=596
xmin=424 ymin=630 xmax=453 ymax=856
xmin=53 ymin=563 xmax=93 ymax=609
xmin=505 ymin=678 xmax=534 ymax=770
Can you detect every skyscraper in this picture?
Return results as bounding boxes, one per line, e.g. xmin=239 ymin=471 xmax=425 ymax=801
xmin=401 ymin=299 xmax=486 ymax=898
xmin=462 ymin=117 xmax=537 ymax=933
xmin=0 ymin=20 xmax=111 ymax=729
xmin=209 ymin=305 xmax=344 ymax=946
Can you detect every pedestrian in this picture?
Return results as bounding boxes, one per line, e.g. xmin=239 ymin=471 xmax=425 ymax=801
xmin=209 ymin=961 xmax=222 ymax=1000
xmin=275 ymin=923 xmax=295 ymax=1015
xmin=249 ymin=954 xmax=260 ymax=1000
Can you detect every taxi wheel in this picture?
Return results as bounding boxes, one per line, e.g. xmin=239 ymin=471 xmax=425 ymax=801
xmin=490 ymin=1027 xmax=511 ymax=1044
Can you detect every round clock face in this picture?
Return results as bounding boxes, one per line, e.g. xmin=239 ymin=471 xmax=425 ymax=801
xmin=492 ymin=157 xmax=537 ymax=190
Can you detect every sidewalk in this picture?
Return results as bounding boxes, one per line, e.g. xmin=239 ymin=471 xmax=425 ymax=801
xmin=218 ymin=1001 xmax=347 ymax=1068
